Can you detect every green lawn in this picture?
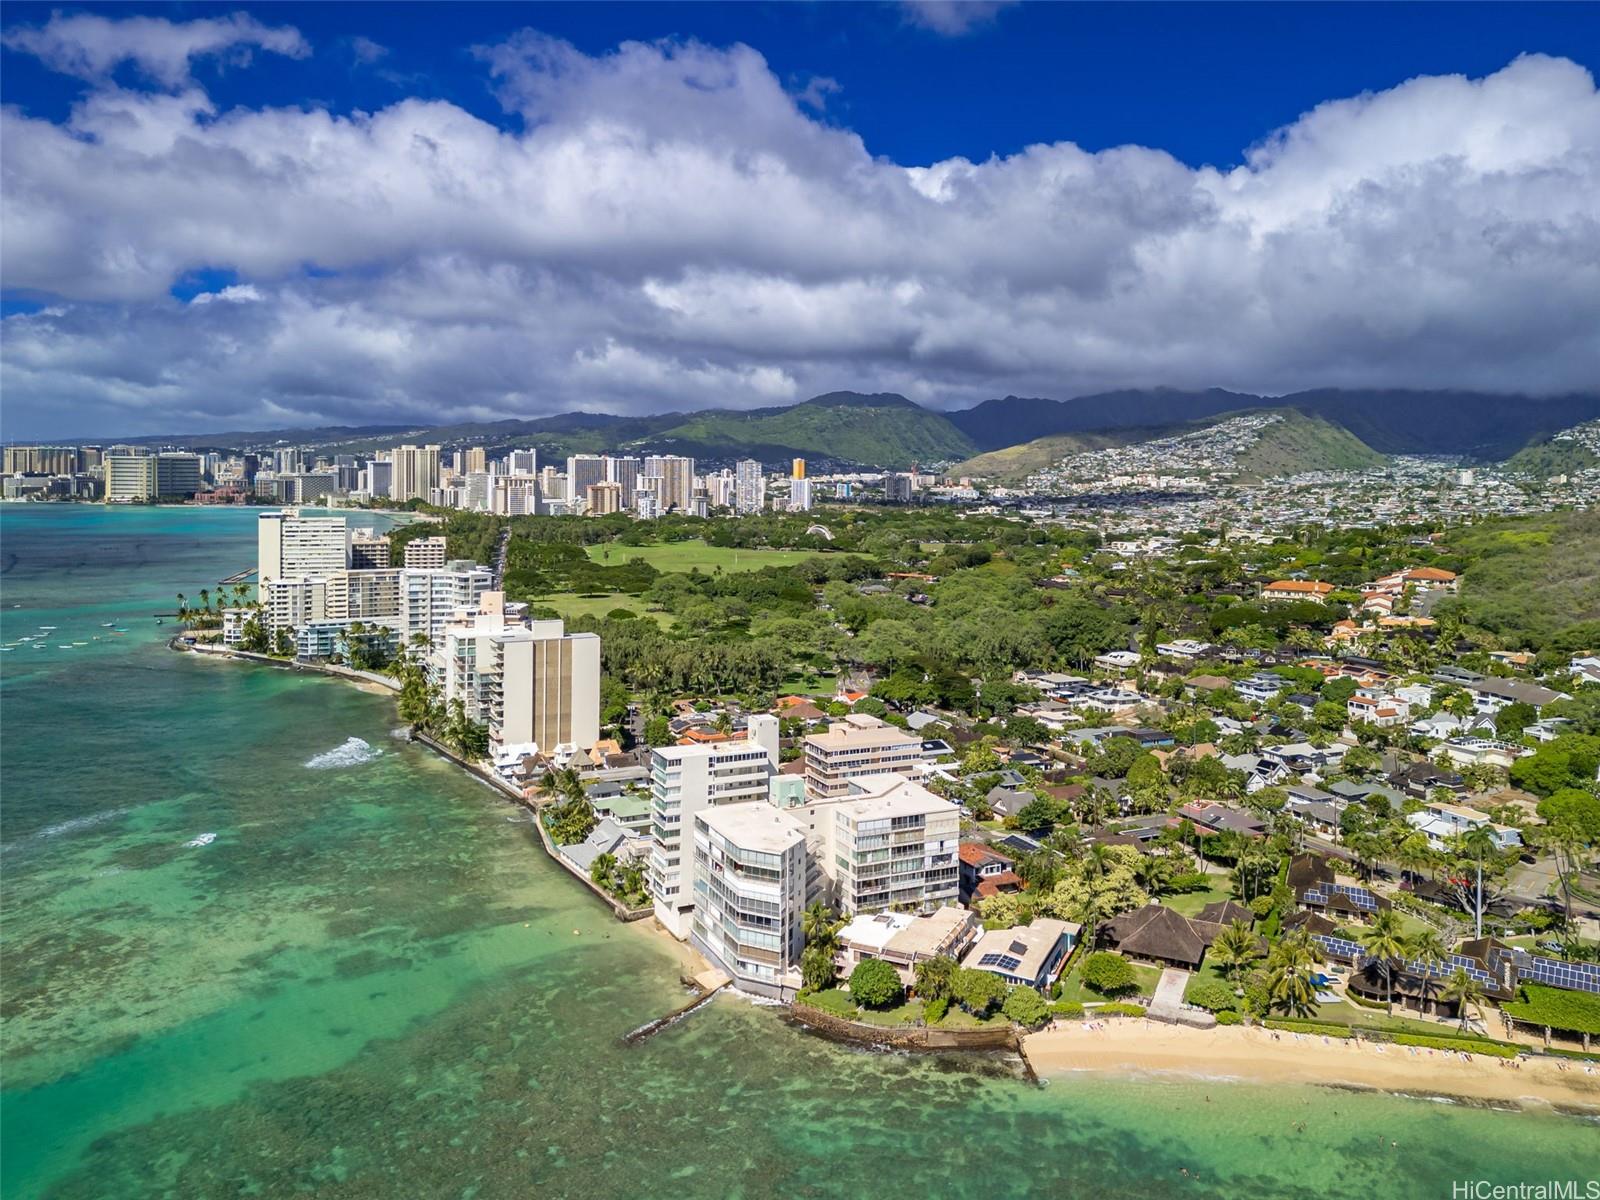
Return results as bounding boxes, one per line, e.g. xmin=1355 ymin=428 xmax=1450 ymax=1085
xmin=1054 ymin=956 xmax=1162 ymax=1004
xmin=1164 ymin=883 xmax=1236 ymax=918
xmin=584 ymin=539 xmax=819 ymax=574
xmin=1309 ymin=1000 xmax=1495 ymax=1040
xmin=537 ymin=591 xmax=676 ymax=628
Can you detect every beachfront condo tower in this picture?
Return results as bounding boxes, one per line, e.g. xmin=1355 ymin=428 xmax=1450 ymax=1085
xmin=648 ymin=715 xmax=780 ymax=939
xmin=689 ymin=801 xmax=809 ymax=999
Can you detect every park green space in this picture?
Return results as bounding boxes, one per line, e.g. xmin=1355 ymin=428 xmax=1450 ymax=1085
xmin=583 ymin=539 xmax=819 ymax=573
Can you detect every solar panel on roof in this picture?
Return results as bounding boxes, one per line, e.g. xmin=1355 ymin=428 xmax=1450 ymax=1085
xmin=1523 ymin=956 xmax=1600 ymax=995
xmin=978 ymin=952 xmax=1024 ymax=972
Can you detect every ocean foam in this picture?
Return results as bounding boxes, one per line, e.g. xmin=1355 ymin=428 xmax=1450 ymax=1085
xmin=2 ymin=809 xmax=131 ymax=857
xmin=305 ymin=736 xmax=383 ymax=770
xmin=185 ymin=832 xmax=217 ymax=848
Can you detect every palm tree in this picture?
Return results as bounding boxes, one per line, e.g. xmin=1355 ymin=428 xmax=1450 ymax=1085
xmin=1266 ymin=930 xmax=1323 ymax=1018
xmin=1211 ymin=920 xmax=1261 ymax=995
xmin=1395 ymin=833 xmax=1434 ymax=887
xmin=1361 ymin=910 xmax=1408 ymax=1017
xmin=1407 ymin=928 xmax=1449 ymax=1013
xmin=1441 ymin=966 xmax=1486 ymax=1034
xmin=539 ymin=766 xmax=586 ymax=807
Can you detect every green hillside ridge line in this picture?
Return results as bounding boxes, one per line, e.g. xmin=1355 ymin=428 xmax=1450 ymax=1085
xmin=951 ymin=430 xmax=1152 ymax=481
xmin=1504 ymin=431 xmax=1600 ymax=478
xmin=1233 ymin=412 xmax=1386 ymax=479
xmin=955 ymin=410 xmax=1384 ymax=482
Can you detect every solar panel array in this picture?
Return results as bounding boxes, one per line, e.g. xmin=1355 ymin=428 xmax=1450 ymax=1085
xmin=1396 ymin=953 xmax=1497 ymax=988
xmin=979 ymin=952 xmax=1022 ymax=972
xmin=1521 ymin=956 xmax=1600 ymax=995
xmin=1302 ymin=883 xmax=1381 ymax=913
xmin=1314 ymin=934 xmax=1362 ymax=961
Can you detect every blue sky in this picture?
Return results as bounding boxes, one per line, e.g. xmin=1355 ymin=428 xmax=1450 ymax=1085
xmin=8 ymin=2 xmax=1594 ymax=168
xmin=3 ymin=2 xmax=1598 ymax=437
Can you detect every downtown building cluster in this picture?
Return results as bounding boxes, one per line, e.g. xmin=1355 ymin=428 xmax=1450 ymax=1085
xmin=232 ymin=509 xmax=599 ymax=761
xmin=227 ymin=445 xmax=823 ymax=516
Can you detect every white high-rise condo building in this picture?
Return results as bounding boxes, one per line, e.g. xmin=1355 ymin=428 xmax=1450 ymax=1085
xmin=566 ymin=455 xmax=606 ymax=502
xmin=604 ymin=456 xmax=641 ymax=504
xmin=690 ymin=802 xmax=809 ymax=999
xmin=734 ymin=459 xmax=765 ymax=514
xmin=508 ymin=449 xmax=538 ymax=476
xmin=257 ymin=510 xmax=351 ymax=586
xmin=648 ymin=715 xmax=780 ymax=939
xmin=402 ymin=561 xmax=496 ymax=645
xmin=366 ymin=459 xmax=393 ymax=499
xmin=814 ymin=775 xmax=960 ymax=916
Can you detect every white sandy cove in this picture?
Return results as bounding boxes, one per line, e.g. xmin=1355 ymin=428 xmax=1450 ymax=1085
xmin=1022 ymin=1020 xmax=1600 ymax=1110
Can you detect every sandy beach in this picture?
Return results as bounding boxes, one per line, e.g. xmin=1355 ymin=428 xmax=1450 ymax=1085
xmin=1023 ymin=1020 xmax=1600 ymax=1110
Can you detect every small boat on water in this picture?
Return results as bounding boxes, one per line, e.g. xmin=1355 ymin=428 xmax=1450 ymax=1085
xmin=155 ymin=619 xmax=164 ymax=625
xmin=101 ymin=622 xmax=116 ymax=628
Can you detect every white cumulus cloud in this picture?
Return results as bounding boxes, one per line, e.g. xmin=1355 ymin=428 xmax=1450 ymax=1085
xmin=1 ymin=18 xmax=1597 ymax=437
xmin=2 ymin=11 xmax=309 ymax=89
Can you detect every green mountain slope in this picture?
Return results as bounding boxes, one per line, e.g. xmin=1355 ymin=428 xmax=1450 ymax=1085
xmin=955 ymin=410 xmax=1384 ymax=482
xmin=1234 ymin=412 xmax=1385 ymax=479
xmin=951 ymin=430 xmax=1150 ymax=482
xmin=1504 ymin=426 xmax=1600 ymax=477
xmin=641 ymin=393 xmax=976 ymax=467
xmin=1440 ymin=508 xmax=1600 ymax=649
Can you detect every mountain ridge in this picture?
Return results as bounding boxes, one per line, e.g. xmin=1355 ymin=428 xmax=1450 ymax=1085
xmin=88 ymin=387 xmax=1600 ymax=469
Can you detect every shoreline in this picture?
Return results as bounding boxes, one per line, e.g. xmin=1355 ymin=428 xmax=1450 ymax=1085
xmin=176 ymin=637 xmax=709 ymax=972
xmin=1023 ymin=1021 xmax=1600 ymax=1113
xmin=175 ymin=641 xmax=1596 ymax=1111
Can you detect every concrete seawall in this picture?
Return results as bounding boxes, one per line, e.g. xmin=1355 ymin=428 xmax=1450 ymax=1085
xmin=784 ymin=1003 xmax=1024 ymax=1054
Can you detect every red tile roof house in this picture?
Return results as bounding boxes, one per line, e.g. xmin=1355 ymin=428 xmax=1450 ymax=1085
xmin=959 ymin=842 xmax=1021 ymax=904
xmin=1260 ymin=580 xmax=1335 ymax=602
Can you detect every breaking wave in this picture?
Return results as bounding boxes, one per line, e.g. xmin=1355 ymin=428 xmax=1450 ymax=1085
xmin=305 ymin=736 xmax=383 ymax=770
xmin=185 ymin=832 xmax=217 ymax=848
xmin=4 ymin=806 xmax=132 ymax=851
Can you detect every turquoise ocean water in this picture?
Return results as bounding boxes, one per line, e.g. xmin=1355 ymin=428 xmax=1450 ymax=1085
xmin=1 ymin=504 xmax=1596 ymax=1198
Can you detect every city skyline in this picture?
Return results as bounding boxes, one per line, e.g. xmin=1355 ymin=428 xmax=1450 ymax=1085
xmin=4 ymin=2 xmax=1598 ymax=438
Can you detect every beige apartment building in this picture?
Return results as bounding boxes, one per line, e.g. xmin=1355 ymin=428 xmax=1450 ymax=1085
xmin=484 ymin=619 xmax=601 ymax=754
xmin=403 ymin=536 xmax=448 ymax=570
xmin=803 ymin=714 xmax=930 ymax=800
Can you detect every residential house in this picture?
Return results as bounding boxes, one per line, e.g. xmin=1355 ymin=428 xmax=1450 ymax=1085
xmin=1389 ymin=761 xmax=1466 ymax=800
xmin=1236 ymin=672 xmax=1288 ymax=704
xmin=1437 ymin=737 xmax=1531 ymax=770
xmin=985 ymin=785 xmax=1037 ymax=821
xmin=1174 ymin=801 xmax=1266 ymax=839
xmin=1261 ymin=580 xmax=1335 ymax=603
xmin=836 ymin=907 xmax=982 ymax=986
xmin=1347 ymin=694 xmax=1408 ymax=727
xmin=962 ymin=918 xmax=1078 ymax=991
xmin=958 ymin=843 xmax=1022 ymax=904
xmin=1407 ymin=801 xmax=1522 ymax=851
xmin=1093 ymin=650 xmax=1141 ymax=671
xmin=1102 ymin=904 xmax=1222 ymax=970
xmin=1156 ymin=638 xmax=1212 ymax=660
